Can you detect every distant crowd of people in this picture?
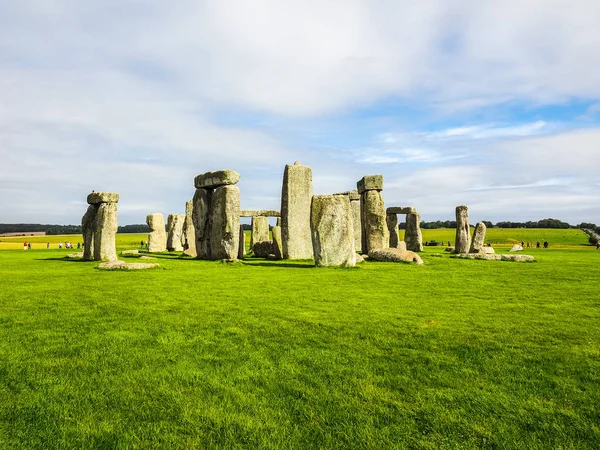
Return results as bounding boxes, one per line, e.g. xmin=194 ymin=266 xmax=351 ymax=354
xmin=23 ymin=241 xmax=82 ymax=250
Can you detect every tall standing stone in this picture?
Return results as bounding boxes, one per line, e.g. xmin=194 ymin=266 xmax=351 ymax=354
xmin=167 ymin=214 xmax=185 ymax=252
xmin=281 ymin=161 xmax=313 ymax=260
xmin=358 ymin=176 xmax=388 ymax=254
xmin=238 ymin=225 xmax=246 ymax=259
xmin=387 ymin=214 xmax=399 ymax=248
xmin=455 ymin=205 xmax=471 ymax=253
xmin=147 ymin=213 xmax=166 ymax=253
xmin=192 ymin=188 xmax=212 ymax=259
xmin=93 ymin=202 xmax=118 ymax=261
xmin=209 ymin=185 xmax=240 ymax=260
xmin=310 ymin=195 xmax=355 ymax=267
xmin=251 ymin=216 xmax=270 ymax=248
xmin=182 ymin=200 xmax=196 ymax=257
xmin=272 ymin=225 xmax=283 ymax=260
xmin=470 ymin=221 xmax=487 ymax=253
xmin=405 ymin=213 xmax=423 ymax=252
xmin=82 ymin=204 xmax=98 ymax=260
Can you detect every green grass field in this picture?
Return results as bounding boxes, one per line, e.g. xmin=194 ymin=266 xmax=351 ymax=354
xmin=0 ymin=229 xmax=598 ymax=448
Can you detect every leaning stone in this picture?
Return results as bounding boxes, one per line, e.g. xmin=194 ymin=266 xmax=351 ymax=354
xmin=454 ymin=205 xmax=471 ymax=254
xmin=470 ymin=222 xmax=487 ymax=253
xmin=509 ymin=244 xmax=523 ymax=252
xmin=405 ymin=212 xmax=423 ymax=252
xmin=360 ymin=189 xmax=389 ymax=253
xmin=281 ymin=162 xmax=313 ymax=259
xmin=310 ymin=195 xmax=355 ymax=267
xmin=82 ymin=204 xmax=98 ymax=260
xmin=252 ymin=241 xmax=274 ymax=258
xmin=87 ymin=192 xmax=119 ymax=205
xmin=182 ymin=200 xmax=196 ymax=257
xmin=209 ymin=185 xmax=240 ymax=260
xmin=271 ymin=225 xmax=283 ymax=259
xmin=251 ymin=216 xmax=270 ymax=248
xmin=194 ymin=170 xmax=240 ymax=189
xmin=368 ymin=248 xmax=423 ymax=264
xmin=93 ymin=202 xmax=118 ymax=261
xmin=238 ymin=225 xmax=246 ymax=259
xmin=357 ymin=175 xmax=384 ymax=194
xmin=147 ymin=213 xmax=167 ymax=253
xmin=387 ymin=213 xmax=399 ymax=248
xmin=166 ymin=214 xmax=185 ymax=252
xmin=240 ymin=209 xmax=280 ymax=217
xmin=192 ymin=188 xmax=212 ymax=259
xmin=386 ymin=206 xmax=417 ymax=215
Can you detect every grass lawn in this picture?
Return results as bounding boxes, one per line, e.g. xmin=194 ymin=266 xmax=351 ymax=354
xmin=0 ymin=230 xmax=598 ymax=448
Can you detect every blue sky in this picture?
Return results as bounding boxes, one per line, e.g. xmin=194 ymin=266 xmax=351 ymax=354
xmin=2 ymin=0 xmax=600 ymax=225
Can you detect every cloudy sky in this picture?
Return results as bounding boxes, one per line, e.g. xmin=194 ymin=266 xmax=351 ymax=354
xmin=2 ymin=0 xmax=600 ymax=225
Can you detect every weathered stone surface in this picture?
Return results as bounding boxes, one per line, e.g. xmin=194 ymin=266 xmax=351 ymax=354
xmin=182 ymin=200 xmax=196 ymax=257
xmin=98 ymin=260 xmax=160 ymax=270
xmin=405 ymin=213 xmax=423 ymax=252
xmin=452 ymin=253 xmax=534 ymax=262
xmin=334 ymin=190 xmax=360 ymax=201
xmin=357 ymin=175 xmax=384 ymax=194
xmin=67 ymin=252 xmax=84 ymax=259
xmin=368 ymin=248 xmax=423 ymax=264
xmin=194 ymin=170 xmax=240 ymax=189
xmin=147 ymin=213 xmax=166 ymax=253
xmin=121 ymin=249 xmax=139 ymax=255
xmin=350 ymin=197 xmax=362 ymax=253
xmin=240 ymin=209 xmax=280 ymax=217
xmin=310 ymin=195 xmax=355 ymax=267
xmin=251 ymin=216 xmax=270 ymax=248
xmin=167 ymin=214 xmax=185 ymax=252
xmin=209 ymin=185 xmax=240 ymax=260
xmin=82 ymin=204 xmax=97 ymax=260
xmin=238 ymin=225 xmax=246 ymax=259
xmin=93 ymin=202 xmax=118 ymax=261
xmin=360 ymin=189 xmax=389 ymax=253
xmin=87 ymin=192 xmax=119 ymax=205
xmin=454 ymin=205 xmax=471 ymax=254
xmin=192 ymin=188 xmax=211 ymax=259
xmin=445 ymin=246 xmax=455 ymax=252
xmin=281 ymin=162 xmax=313 ymax=259
xmin=386 ymin=206 xmax=417 ymax=215
xmin=387 ymin=213 xmax=399 ymax=248
xmin=480 ymin=246 xmax=495 ymax=254
xmin=271 ymin=225 xmax=283 ymax=260
xmin=252 ymin=241 xmax=273 ymax=258
xmin=509 ymin=244 xmax=523 ymax=252
xmin=470 ymin=222 xmax=487 ymax=253
xmin=354 ymin=253 xmax=364 ymax=263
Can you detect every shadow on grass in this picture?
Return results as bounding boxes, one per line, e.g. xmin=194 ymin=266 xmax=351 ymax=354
xmin=35 ymin=257 xmax=95 ymax=263
xmin=241 ymin=260 xmax=315 ymax=269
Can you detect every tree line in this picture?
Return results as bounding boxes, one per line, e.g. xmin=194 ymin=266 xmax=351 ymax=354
xmin=0 ymin=223 xmax=150 ymax=235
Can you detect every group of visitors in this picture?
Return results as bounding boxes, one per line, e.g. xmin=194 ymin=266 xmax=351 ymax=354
xmin=22 ymin=242 xmax=31 ymax=250
xmin=521 ymin=241 xmax=549 ymax=249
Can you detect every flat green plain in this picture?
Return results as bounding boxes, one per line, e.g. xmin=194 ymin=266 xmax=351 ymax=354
xmin=0 ymin=229 xmax=598 ymax=449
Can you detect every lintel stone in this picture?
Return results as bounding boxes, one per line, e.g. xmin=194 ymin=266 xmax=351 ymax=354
xmin=194 ymin=170 xmax=240 ymax=189
xmin=386 ymin=206 xmax=417 ymax=215
xmin=87 ymin=192 xmax=119 ymax=204
xmin=240 ymin=209 xmax=281 ymax=217
xmin=357 ymin=175 xmax=383 ymax=194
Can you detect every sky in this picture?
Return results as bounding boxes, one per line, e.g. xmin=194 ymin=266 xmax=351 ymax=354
xmin=1 ymin=0 xmax=600 ymax=226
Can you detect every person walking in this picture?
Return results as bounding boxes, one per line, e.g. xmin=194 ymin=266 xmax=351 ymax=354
xmin=47 ymin=242 xmax=50 ymax=249
xmin=23 ymin=241 xmax=27 ymax=250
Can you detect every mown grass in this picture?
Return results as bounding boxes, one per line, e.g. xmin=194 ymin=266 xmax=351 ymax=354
xmin=0 ymin=232 xmax=599 ymax=448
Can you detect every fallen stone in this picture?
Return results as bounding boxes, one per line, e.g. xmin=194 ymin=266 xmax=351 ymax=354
xmin=252 ymin=241 xmax=274 ymax=258
xmin=67 ymin=252 xmax=84 ymax=259
xmin=310 ymin=195 xmax=356 ymax=267
xmin=357 ymin=175 xmax=384 ymax=194
xmin=240 ymin=209 xmax=280 ymax=217
xmin=121 ymin=249 xmax=140 ymax=255
xmin=355 ymin=253 xmax=364 ymax=263
xmin=386 ymin=206 xmax=417 ymax=215
xmin=194 ymin=170 xmax=240 ymax=189
xmin=509 ymin=244 xmax=523 ymax=252
xmin=368 ymin=248 xmax=423 ymax=264
xmin=87 ymin=192 xmax=119 ymax=205
xmin=451 ymin=253 xmax=535 ymax=262
xmin=98 ymin=260 xmax=160 ymax=270
xmin=445 ymin=246 xmax=455 ymax=252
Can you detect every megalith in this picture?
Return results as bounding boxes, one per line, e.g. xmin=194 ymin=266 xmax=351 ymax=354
xmin=251 ymin=216 xmax=270 ymax=248
xmin=238 ymin=225 xmax=246 ymax=259
xmin=405 ymin=212 xmax=423 ymax=252
xmin=182 ymin=200 xmax=196 ymax=257
xmin=81 ymin=191 xmax=119 ymax=261
xmin=281 ymin=161 xmax=313 ymax=260
xmin=455 ymin=205 xmax=471 ymax=253
xmin=271 ymin=225 xmax=283 ymax=259
xmin=167 ymin=214 xmax=185 ymax=252
xmin=335 ymin=190 xmax=362 ymax=253
xmin=147 ymin=213 xmax=166 ymax=253
xmin=192 ymin=170 xmax=241 ymax=260
xmin=358 ymin=175 xmax=388 ymax=253
xmin=310 ymin=195 xmax=355 ymax=267
xmin=386 ymin=213 xmax=399 ymax=248
xmin=470 ymin=221 xmax=487 ymax=253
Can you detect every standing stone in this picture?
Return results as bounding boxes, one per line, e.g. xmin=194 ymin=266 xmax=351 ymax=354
xmin=350 ymin=196 xmax=362 ymax=253
xmin=281 ymin=161 xmax=313 ymax=260
xmin=147 ymin=213 xmax=166 ymax=253
xmin=166 ymin=214 xmax=185 ymax=252
xmin=238 ymin=225 xmax=246 ymax=259
xmin=387 ymin=214 xmax=399 ymax=248
xmin=251 ymin=216 xmax=270 ymax=248
xmin=272 ymin=225 xmax=283 ymax=259
xmin=82 ymin=204 xmax=98 ymax=260
xmin=182 ymin=200 xmax=196 ymax=257
xmin=192 ymin=188 xmax=212 ymax=259
xmin=209 ymin=185 xmax=240 ymax=260
xmin=310 ymin=195 xmax=355 ymax=267
xmin=93 ymin=202 xmax=118 ymax=261
xmin=455 ymin=205 xmax=471 ymax=253
xmin=405 ymin=213 xmax=423 ymax=252
xmin=470 ymin=222 xmax=487 ymax=253
xmin=359 ymin=187 xmax=389 ymax=254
